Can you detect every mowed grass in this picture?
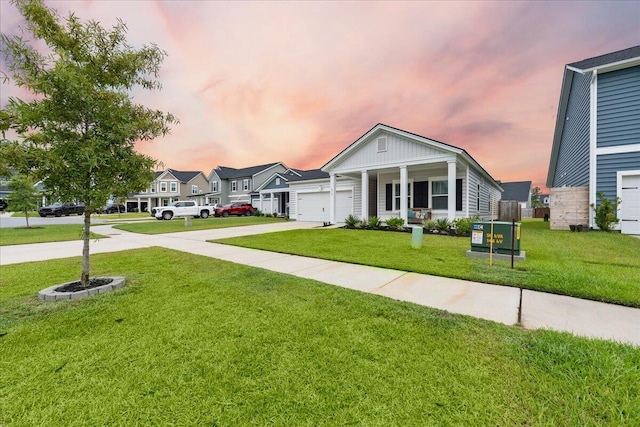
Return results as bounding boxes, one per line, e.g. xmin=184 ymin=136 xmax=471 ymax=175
xmin=215 ymin=220 xmax=640 ymax=307
xmin=114 ymin=215 xmax=284 ymax=234
xmin=0 ymin=224 xmax=106 ymax=246
xmin=1 ymin=248 xmax=638 ymax=425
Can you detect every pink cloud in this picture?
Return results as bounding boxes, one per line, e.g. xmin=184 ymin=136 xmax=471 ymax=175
xmin=2 ymin=1 xmax=639 ymax=192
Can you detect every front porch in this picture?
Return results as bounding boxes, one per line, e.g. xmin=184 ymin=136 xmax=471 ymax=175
xmin=328 ymin=160 xmax=467 ymax=224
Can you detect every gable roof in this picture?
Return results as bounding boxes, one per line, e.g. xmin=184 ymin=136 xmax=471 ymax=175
xmin=288 ymin=169 xmax=330 ymax=182
xmin=547 ymin=45 xmax=640 ymax=187
xmin=499 ymin=181 xmax=531 ymax=202
xmin=567 ymin=45 xmax=640 ymax=73
xmin=159 ymin=169 xmax=204 ymax=183
xmin=214 ymin=162 xmax=281 ymax=179
xmin=322 ymin=123 xmax=502 ymax=190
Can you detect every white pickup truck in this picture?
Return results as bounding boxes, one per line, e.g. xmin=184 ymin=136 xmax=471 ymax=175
xmin=151 ymin=201 xmax=214 ymax=220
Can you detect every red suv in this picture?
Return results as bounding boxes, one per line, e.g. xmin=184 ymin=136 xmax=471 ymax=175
xmin=214 ymin=202 xmax=254 ymax=217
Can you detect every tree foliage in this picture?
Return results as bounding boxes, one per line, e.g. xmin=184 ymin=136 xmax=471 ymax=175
xmin=1 ymin=0 xmax=178 ymax=285
xmin=531 ymin=186 xmax=544 ymax=208
xmin=7 ymin=173 xmax=41 ymax=228
xmin=591 ymin=192 xmax=621 ymax=232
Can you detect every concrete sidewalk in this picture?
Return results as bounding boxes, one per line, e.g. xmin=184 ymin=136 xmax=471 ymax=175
xmin=1 ymin=221 xmax=639 ymax=346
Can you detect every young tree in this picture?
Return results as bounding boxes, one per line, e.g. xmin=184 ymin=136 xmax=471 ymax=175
xmin=531 ymin=186 xmax=544 ymax=208
xmin=7 ymin=173 xmax=41 ymax=228
xmin=1 ymin=0 xmax=177 ymax=286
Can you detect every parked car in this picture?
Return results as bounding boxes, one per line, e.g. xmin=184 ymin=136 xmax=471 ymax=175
xmin=39 ymin=202 xmax=85 ymax=217
xmin=214 ymin=202 xmax=254 ymax=217
xmin=0 ymin=199 xmax=7 ymax=211
xmin=151 ymin=201 xmax=215 ymax=220
xmin=96 ymin=202 xmax=126 ymax=214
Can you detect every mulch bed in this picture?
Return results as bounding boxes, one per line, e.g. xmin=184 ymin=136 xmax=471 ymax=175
xmin=56 ymin=277 xmax=114 ymax=293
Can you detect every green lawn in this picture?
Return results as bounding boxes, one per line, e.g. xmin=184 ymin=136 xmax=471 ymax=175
xmin=214 ymin=220 xmax=640 ymax=308
xmin=1 ymin=248 xmax=638 ymax=425
xmin=0 ymin=224 xmax=106 ymax=246
xmin=114 ymin=215 xmax=285 ymax=234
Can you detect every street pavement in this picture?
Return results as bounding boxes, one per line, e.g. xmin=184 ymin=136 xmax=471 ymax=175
xmin=1 ymin=218 xmax=639 ymax=346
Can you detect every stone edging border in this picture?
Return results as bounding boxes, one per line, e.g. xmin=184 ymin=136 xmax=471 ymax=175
xmin=38 ymin=276 xmax=126 ymax=301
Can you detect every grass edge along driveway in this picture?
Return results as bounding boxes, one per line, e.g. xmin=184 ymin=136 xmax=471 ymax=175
xmin=1 ymin=248 xmax=638 ymax=425
xmin=114 ymin=216 xmax=285 ymax=234
xmin=213 ymin=220 xmax=640 ymax=308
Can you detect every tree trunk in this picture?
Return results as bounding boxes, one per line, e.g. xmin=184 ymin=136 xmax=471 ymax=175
xmin=81 ymin=209 xmax=91 ymax=287
xmin=24 ymin=209 xmax=30 ymax=228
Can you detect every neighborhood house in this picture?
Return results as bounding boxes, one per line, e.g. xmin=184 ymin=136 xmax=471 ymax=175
xmin=547 ymin=45 xmax=640 ymax=234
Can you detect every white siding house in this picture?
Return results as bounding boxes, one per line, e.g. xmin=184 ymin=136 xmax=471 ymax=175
xmin=290 ymin=124 xmax=502 ymax=224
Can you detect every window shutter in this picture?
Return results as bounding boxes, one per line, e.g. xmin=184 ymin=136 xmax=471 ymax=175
xmin=456 ymin=179 xmax=463 ymax=211
xmin=385 ymin=184 xmax=392 ymax=211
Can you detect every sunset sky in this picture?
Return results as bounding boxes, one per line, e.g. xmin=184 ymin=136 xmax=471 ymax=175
xmin=1 ymin=1 xmax=639 ymax=190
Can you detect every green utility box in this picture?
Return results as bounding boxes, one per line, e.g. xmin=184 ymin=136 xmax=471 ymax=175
xmin=470 ymin=221 xmax=521 ymax=255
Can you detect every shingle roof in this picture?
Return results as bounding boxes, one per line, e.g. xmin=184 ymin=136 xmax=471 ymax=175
xmin=500 ymin=181 xmax=531 ymax=202
xmin=288 ymin=169 xmax=330 ymax=182
xmin=568 ymin=45 xmax=640 ymax=71
xmin=163 ymin=169 xmax=202 ymax=183
xmin=215 ymin=163 xmax=280 ymax=179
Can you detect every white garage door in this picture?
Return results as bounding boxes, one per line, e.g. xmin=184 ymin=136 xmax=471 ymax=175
xmin=620 ymin=174 xmax=640 ymax=235
xmin=297 ymin=190 xmax=353 ymax=222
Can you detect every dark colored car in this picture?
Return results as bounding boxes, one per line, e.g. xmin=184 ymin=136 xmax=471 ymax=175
xmin=214 ymin=202 xmax=254 ymax=217
xmin=96 ymin=202 xmax=126 ymax=214
xmin=0 ymin=199 xmax=7 ymax=211
xmin=39 ymin=202 xmax=85 ymax=217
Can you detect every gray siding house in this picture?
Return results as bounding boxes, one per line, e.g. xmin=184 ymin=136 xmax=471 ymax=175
xmin=129 ymin=169 xmax=209 ymax=212
xmin=547 ymin=45 xmax=640 ymax=234
xmin=205 ymin=162 xmax=288 ymax=206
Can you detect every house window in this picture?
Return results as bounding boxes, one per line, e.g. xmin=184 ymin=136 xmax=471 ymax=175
xmin=432 ymin=180 xmax=448 ymax=209
xmin=477 ymin=184 xmax=481 ymax=211
xmin=160 ymin=182 xmax=167 ymax=192
xmin=162 ymin=199 xmax=169 ymax=206
xmin=243 ymin=179 xmax=249 ymax=191
xmin=170 ymin=182 xmax=177 ymax=193
xmin=231 ymin=181 xmax=237 ymax=192
xmin=276 ymin=177 xmax=281 ymax=185
xmin=377 ymin=137 xmax=387 ymax=152
xmin=393 ymin=180 xmax=413 ymax=210
xmin=211 ymin=181 xmax=218 ymax=192
xmin=192 ymin=185 xmax=198 ymax=195
xmin=150 ymin=184 xmax=155 ymax=193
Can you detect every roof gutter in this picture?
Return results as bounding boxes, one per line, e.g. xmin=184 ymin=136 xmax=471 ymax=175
xmin=567 ymin=57 xmax=640 ymax=74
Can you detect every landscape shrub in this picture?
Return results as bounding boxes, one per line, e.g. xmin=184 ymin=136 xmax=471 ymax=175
xmin=452 ymin=216 xmax=479 ymax=236
xmin=344 ymin=214 xmax=360 ymax=228
xmin=435 ymin=218 xmax=451 ymax=234
xmin=591 ymin=192 xmax=621 ymax=232
xmin=367 ymin=216 xmax=382 ymax=230
xmin=385 ymin=217 xmax=405 ymax=230
xmin=422 ymin=219 xmax=437 ymax=231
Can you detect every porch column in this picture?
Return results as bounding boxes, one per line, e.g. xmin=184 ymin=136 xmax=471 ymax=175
xmin=361 ymin=170 xmax=368 ymax=220
xmin=329 ymin=173 xmax=336 ymax=224
xmin=270 ymin=192 xmax=274 ymax=214
xmin=137 ymin=199 xmax=141 ymax=212
xmin=447 ymin=160 xmax=457 ymax=221
xmin=400 ymin=166 xmax=408 ymax=223
xmin=147 ymin=197 xmax=151 ymax=212
xmin=259 ymin=193 xmax=264 ymax=212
